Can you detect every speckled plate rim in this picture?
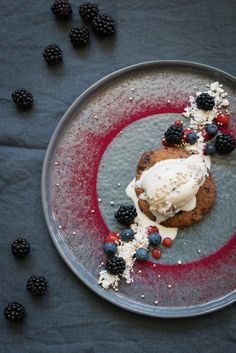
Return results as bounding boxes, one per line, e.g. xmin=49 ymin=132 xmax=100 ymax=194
xmin=41 ymin=60 xmax=236 ymax=318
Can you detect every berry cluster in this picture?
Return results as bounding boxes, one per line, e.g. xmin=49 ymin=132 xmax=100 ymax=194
xmin=11 ymin=2 xmax=116 ymax=109
xmin=162 ymin=118 xmax=235 ymax=156
xmin=162 ymin=119 xmax=199 ymax=147
xmin=202 ymin=121 xmax=235 ymax=155
xmin=135 ymin=226 xmax=173 ymax=262
xmin=4 ymin=238 xmax=48 ymax=322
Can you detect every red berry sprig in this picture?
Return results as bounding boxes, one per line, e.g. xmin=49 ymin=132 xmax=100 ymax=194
xmin=215 ymin=113 xmax=229 ymax=126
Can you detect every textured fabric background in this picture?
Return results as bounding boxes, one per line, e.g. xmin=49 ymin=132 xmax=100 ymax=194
xmin=0 ymin=1 xmax=236 ymax=352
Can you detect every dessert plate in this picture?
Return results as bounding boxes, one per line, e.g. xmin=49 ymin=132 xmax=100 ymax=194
xmin=41 ymin=61 xmax=236 ymax=317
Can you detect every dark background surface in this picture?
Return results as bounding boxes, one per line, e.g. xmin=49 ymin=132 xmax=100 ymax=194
xmin=0 ymin=0 xmax=236 ymax=352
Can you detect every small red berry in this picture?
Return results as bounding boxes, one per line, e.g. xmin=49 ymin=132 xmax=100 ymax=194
xmin=215 ymin=113 xmax=229 ymax=126
xmin=201 ymin=127 xmax=211 ymax=141
xmin=104 ymin=232 xmax=120 ymax=244
xmin=152 ymin=249 xmax=162 ymax=259
xmin=147 ymin=226 xmax=159 ymax=234
xmin=162 ymin=138 xmax=169 ymax=146
xmin=162 ymin=237 xmax=173 ymax=247
xmin=183 ymin=128 xmax=192 ymax=135
xmin=175 ymin=119 xmax=183 ymax=126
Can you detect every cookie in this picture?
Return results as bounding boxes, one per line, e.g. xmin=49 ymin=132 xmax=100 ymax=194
xmin=135 ymin=147 xmax=216 ymax=228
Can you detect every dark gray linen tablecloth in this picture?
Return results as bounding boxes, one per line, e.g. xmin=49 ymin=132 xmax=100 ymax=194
xmin=1 ymin=1 xmax=236 ymax=352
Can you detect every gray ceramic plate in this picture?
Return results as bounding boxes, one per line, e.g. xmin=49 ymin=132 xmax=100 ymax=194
xmin=42 ymin=61 xmax=236 ymax=317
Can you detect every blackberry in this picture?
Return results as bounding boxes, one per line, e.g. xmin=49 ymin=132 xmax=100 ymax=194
xmin=92 ymin=14 xmax=115 ymax=37
xmin=4 ymin=302 xmax=26 ymax=322
xmin=105 ymin=256 xmax=126 ymax=275
xmin=196 ymin=93 xmax=215 ymax=111
xmin=43 ymin=44 xmax=63 ymax=64
xmin=26 ymin=276 xmax=48 ymax=296
xmin=12 ymin=89 xmax=33 ymax=109
xmin=115 ymin=205 xmax=137 ymax=225
xmin=51 ymin=0 xmax=72 ymax=18
xmin=79 ymin=2 xmax=99 ymax=22
xmin=215 ymin=134 xmax=235 ymax=154
xmin=11 ymin=238 xmax=30 ymax=258
xmin=164 ymin=124 xmax=184 ymax=146
xmin=69 ymin=25 xmax=89 ymax=47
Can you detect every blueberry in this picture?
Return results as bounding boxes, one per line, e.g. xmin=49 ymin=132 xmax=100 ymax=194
xmin=205 ymin=123 xmax=218 ymax=137
xmin=205 ymin=143 xmax=216 ymax=155
xmin=135 ymin=248 xmax=149 ymax=261
xmin=149 ymin=232 xmax=162 ymax=246
xmin=104 ymin=242 xmax=117 ymax=256
xmin=187 ymin=132 xmax=198 ymax=145
xmin=119 ymin=228 xmax=135 ymax=242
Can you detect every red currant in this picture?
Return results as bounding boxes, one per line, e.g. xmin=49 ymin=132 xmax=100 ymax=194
xmin=147 ymin=226 xmax=159 ymax=234
xmin=201 ymin=127 xmax=211 ymax=141
xmin=175 ymin=119 xmax=183 ymax=126
xmin=162 ymin=138 xmax=169 ymax=146
xmin=152 ymin=249 xmax=162 ymax=259
xmin=104 ymin=232 xmax=120 ymax=244
xmin=215 ymin=113 xmax=229 ymax=126
xmin=183 ymin=128 xmax=192 ymax=135
xmin=162 ymin=237 xmax=173 ymax=247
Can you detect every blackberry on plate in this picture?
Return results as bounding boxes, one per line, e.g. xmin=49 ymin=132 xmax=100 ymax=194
xmin=215 ymin=134 xmax=235 ymax=154
xmin=115 ymin=205 xmax=137 ymax=225
xmin=43 ymin=44 xmax=63 ymax=64
xmin=79 ymin=2 xmax=99 ymax=22
xmin=12 ymin=89 xmax=33 ymax=109
xmin=26 ymin=276 xmax=48 ymax=296
xmin=92 ymin=14 xmax=115 ymax=36
xmin=196 ymin=93 xmax=215 ymax=111
xmin=105 ymin=256 xmax=126 ymax=275
xmin=4 ymin=302 xmax=26 ymax=322
xmin=51 ymin=0 xmax=72 ymax=18
xmin=69 ymin=25 xmax=89 ymax=47
xmin=11 ymin=238 xmax=30 ymax=258
xmin=164 ymin=124 xmax=184 ymax=146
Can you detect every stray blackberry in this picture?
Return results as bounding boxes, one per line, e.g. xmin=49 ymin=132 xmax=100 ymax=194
xmin=69 ymin=25 xmax=89 ymax=47
xmin=51 ymin=0 xmax=72 ymax=18
xmin=196 ymin=93 xmax=215 ymax=111
xmin=79 ymin=2 xmax=99 ymax=22
xmin=105 ymin=256 xmax=126 ymax=275
xmin=215 ymin=134 xmax=235 ymax=154
xmin=115 ymin=205 xmax=137 ymax=225
xmin=4 ymin=302 xmax=26 ymax=322
xmin=43 ymin=44 xmax=63 ymax=64
xmin=12 ymin=89 xmax=33 ymax=109
xmin=27 ymin=276 xmax=48 ymax=296
xmin=11 ymin=238 xmax=30 ymax=258
xmin=164 ymin=124 xmax=184 ymax=146
xmin=92 ymin=14 xmax=115 ymax=37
